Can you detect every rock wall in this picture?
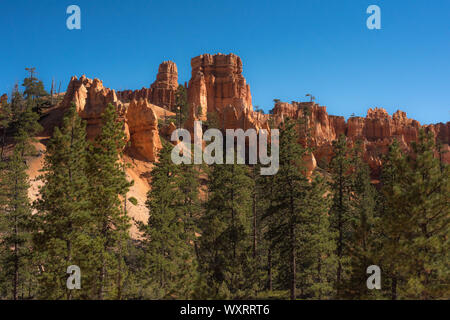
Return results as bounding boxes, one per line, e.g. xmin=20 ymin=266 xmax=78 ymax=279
xmin=61 ymin=75 xmax=124 ymax=140
xmin=117 ymin=61 xmax=178 ymax=111
xmin=61 ymin=76 xmax=161 ymax=162
xmin=59 ymin=54 xmax=449 ymax=177
xmin=187 ymin=53 xmax=253 ymax=122
xmin=0 ymin=93 xmax=7 ymax=105
xmin=271 ymin=101 xmax=450 ymax=175
xmin=126 ymin=99 xmax=162 ymax=162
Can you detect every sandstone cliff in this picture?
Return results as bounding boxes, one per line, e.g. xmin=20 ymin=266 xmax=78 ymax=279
xmin=117 ymin=61 xmax=179 ymax=111
xmin=271 ymin=101 xmax=450 ymax=175
xmin=187 ymin=53 xmax=253 ymax=121
xmin=61 ymin=75 xmax=162 ymax=162
xmin=25 ymin=52 xmax=448 ymax=236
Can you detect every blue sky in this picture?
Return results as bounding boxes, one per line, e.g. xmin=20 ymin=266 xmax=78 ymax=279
xmin=1 ymin=0 xmax=449 ymax=124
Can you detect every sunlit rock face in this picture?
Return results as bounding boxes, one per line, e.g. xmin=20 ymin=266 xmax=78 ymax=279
xmin=117 ymin=61 xmax=179 ymax=111
xmin=62 ymin=76 xmax=162 ymax=162
xmin=187 ymin=53 xmax=253 ymax=120
xmin=272 ymin=101 xmax=450 ymax=176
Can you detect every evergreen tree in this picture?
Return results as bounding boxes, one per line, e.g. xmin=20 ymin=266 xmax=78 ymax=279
xmin=0 ymin=96 xmax=41 ymax=299
xmin=86 ymin=103 xmax=132 ymax=299
xmin=343 ymin=142 xmax=377 ymax=299
xmin=296 ymin=174 xmax=335 ymax=299
xmin=0 ymin=147 xmax=34 ymax=299
xmin=22 ymin=68 xmax=48 ymax=114
xmin=33 ymin=105 xmax=96 ymax=299
xmin=199 ymin=159 xmax=253 ymax=298
xmin=22 ymin=68 xmax=48 ymax=100
xmin=177 ymin=162 xmax=202 ymax=262
xmin=375 ymin=132 xmax=449 ymax=299
xmin=0 ymin=96 xmax=12 ymax=159
xmin=402 ymin=130 xmax=449 ymax=299
xmin=374 ymin=139 xmax=410 ymax=300
xmin=175 ymin=84 xmax=188 ymax=128
xmin=263 ymin=119 xmax=310 ymax=300
xmin=138 ymin=142 xmax=199 ymax=299
xmin=259 ymin=168 xmax=277 ymax=293
xmin=328 ymin=134 xmax=353 ymax=298
xmin=9 ymin=84 xmax=26 ymax=123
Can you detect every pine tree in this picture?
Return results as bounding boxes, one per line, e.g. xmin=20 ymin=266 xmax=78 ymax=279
xmin=9 ymin=84 xmax=26 ymax=123
xmin=296 ymin=174 xmax=335 ymax=299
xmin=0 ymin=147 xmax=33 ymax=300
xmin=199 ymin=159 xmax=253 ymax=298
xmin=247 ymin=164 xmax=267 ymax=296
xmin=177 ymin=162 xmax=202 ymax=262
xmin=402 ymin=130 xmax=449 ymax=299
xmin=0 ymin=96 xmax=12 ymax=159
xmin=328 ymin=134 xmax=353 ymax=298
xmin=343 ymin=141 xmax=377 ymax=299
xmin=259 ymin=168 xmax=277 ymax=293
xmin=86 ymin=103 xmax=132 ymax=300
xmin=0 ymin=95 xmax=41 ymax=299
xmin=263 ymin=119 xmax=310 ymax=300
xmin=33 ymin=105 xmax=95 ymax=299
xmin=22 ymin=68 xmax=48 ymax=114
xmin=138 ymin=142 xmax=198 ymax=299
xmin=375 ymin=132 xmax=449 ymax=300
xmin=175 ymin=84 xmax=188 ymax=127
xmin=374 ymin=139 xmax=410 ymax=300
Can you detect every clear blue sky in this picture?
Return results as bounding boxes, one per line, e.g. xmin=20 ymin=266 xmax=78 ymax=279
xmin=1 ymin=0 xmax=449 ymax=124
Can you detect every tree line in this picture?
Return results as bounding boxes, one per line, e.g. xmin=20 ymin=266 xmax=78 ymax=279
xmin=0 ymin=74 xmax=448 ymax=300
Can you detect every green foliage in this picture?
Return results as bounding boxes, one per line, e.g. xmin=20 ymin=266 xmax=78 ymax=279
xmin=0 ymin=95 xmax=41 ymax=299
xmin=0 ymin=96 xmax=12 ymax=159
xmin=22 ymin=68 xmax=49 ymax=113
xmin=328 ymin=134 xmax=353 ymax=298
xmin=33 ymin=105 xmax=96 ymax=299
xmin=342 ymin=142 xmax=377 ymax=299
xmin=86 ymin=103 xmax=132 ymax=299
xmin=198 ymin=157 xmax=254 ymax=298
xmin=374 ymin=131 xmax=450 ymax=299
xmin=263 ymin=119 xmax=333 ymax=300
xmin=175 ymin=84 xmax=189 ymax=128
xmin=138 ymin=142 xmax=199 ymax=299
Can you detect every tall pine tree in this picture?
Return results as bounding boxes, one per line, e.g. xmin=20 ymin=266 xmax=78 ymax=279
xmin=33 ymin=105 xmax=96 ymax=299
xmin=86 ymin=103 xmax=132 ymax=300
xmin=199 ymin=158 xmax=253 ymax=298
xmin=0 ymin=90 xmax=41 ymax=299
xmin=138 ymin=142 xmax=199 ymax=299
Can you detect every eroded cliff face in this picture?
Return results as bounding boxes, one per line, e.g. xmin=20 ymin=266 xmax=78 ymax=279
xmin=117 ymin=61 xmax=179 ymax=111
xmin=187 ymin=53 xmax=253 ymax=120
xmin=61 ymin=76 xmax=162 ymax=162
xmin=0 ymin=94 xmax=7 ymax=105
xmin=271 ymin=101 xmax=450 ymax=175
xmin=25 ymin=52 xmax=448 ymax=236
xmin=59 ymin=54 xmax=449 ymax=178
xmin=61 ymin=75 xmax=124 ymax=140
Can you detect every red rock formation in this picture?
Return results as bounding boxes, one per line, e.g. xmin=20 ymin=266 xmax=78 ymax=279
xmin=60 ymin=54 xmax=449 ymax=177
xmin=118 ymin=87 xmax=152 ymax=103
xmin=62 ymin=76 xmax=162 ymax=162
xmin=150 ymin=61 xmax=178 ymax=110
xmin=117 ymin=61 xmax=178 ymax=111
xmin=187 ymin=53 xmax=253 ymax=122
xmin=0 ymin=94 xmax=7 ymax=105
xmin=61 ymin=75 xmax=123 ymax=139
xmin=126 ymin=99 xmax=162 ymax=162
xmin=271 ymin=101 xmax=450 ymax=175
